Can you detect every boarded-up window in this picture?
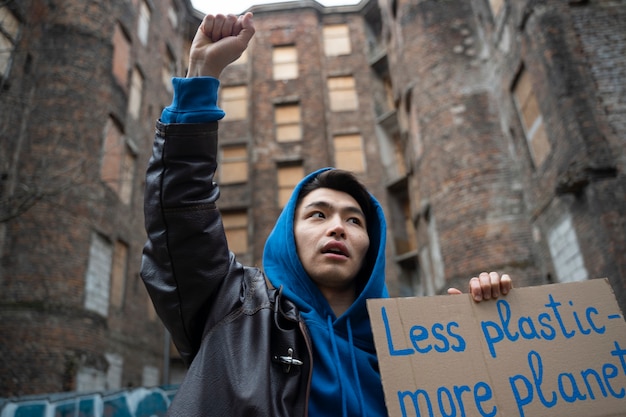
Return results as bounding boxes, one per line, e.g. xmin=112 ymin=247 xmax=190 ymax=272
xmin=84 ymin=233 xmax=112 ymax=317
xmin=110 ymin=240 xmax=128 ymax=309
xmin=323 ymin=24 xmax=351 ymax=56
xmin=273 ymin=45 xmax=298 ymax=80
xmin=223 ymin=211 xmax=248 ymax=255
xmin=221 ymin=86 xmax=248 ymax=120
xmin=220 ymin=145 xmax=248 ymax=184
xmin=0 ymin=6 xmax=20 ymax=78
xmin=328 ymin=76 xmax=358 ymax=111
xmin=513 ymin=68 xmax=551 ymax=168
xmin=112 ymin=24 xmax=131 ymax=88
xmin=162 ymin=46 xmax=176 ymax=92
xmin=138 ymin=0 xmax=151 ymax=46
xmin=101 ymin=117 xmax=136 ymax=204
xmin=128 ymin=67 xmax=144 ymax=119
xmin=547 ymin=213 xmax=589 ymax=283
xmin=275 ymin=104 xmax=302 ymax=142
xmin=333 ymin=134 xmax=365 ymax=173
xmin=277 ymin=164 xmax=304 ymax=207
xmin=489 ymin=0 xmax=504 ymax=17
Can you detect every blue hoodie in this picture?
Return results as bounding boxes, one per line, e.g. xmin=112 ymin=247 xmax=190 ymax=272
xmin=162 ymin=77 xmax=389 ymax=416
xmin=264 ymin=168 xmax=389 ymax=417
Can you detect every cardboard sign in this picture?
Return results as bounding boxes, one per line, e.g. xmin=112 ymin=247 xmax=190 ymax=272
xmin=367 ymin=279 xmax=626 ymax=417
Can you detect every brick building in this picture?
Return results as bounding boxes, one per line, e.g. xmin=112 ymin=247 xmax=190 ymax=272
xmin=1 ymin=0 xmax=624 ymax=397
xmin=0 ymin=0 xmax=202 ymax=396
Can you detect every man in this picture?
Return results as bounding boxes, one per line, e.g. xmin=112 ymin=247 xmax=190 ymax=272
xmin=141 ymin=12 xmax=512 ymax=416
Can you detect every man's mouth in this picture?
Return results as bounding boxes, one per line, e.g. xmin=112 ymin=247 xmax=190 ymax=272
xmin=322 ymin=242 xmax=349 ymax=257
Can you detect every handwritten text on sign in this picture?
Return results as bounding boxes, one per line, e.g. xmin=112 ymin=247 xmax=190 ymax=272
xmin=367 ymin=279 xmax=626 ymax=417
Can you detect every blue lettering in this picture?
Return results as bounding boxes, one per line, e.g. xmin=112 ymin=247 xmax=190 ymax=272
xmin=558 ymin=372 xmax=587 ymax=402
xmin=432 ymin=323 xmax=449 ymax=353
xmin=474 ymin=382 xmax=496 ymax=417
xmin=398 ymin=389 xmax=433 ymax=417
xmin=545 ymin=294 xmax=575 ymax=339
xmin=537 ymin=313 xmax=556 ymax=340
xmin=437 ymin=387 xmax=456 ymax=417
xmin=518 ymin=316 xmax=541 ymax=340
xmin=480 ymin=320 xmax=503 ymax=359
xmin=586 ymin=307 xmax=604 ymax=333
xmin=382 ymin=306 xmax=413 ymax=356
xmin=410 ymin=324 xmax=432 ymax=354
xmin=581 ymin=368 xmax=607 ymax=400
xmin=497 ymin=299 xmax=520 ymax=342
xmin=448 ymin=322 xmax=466 ymax=353
xmin=509 ymin=373 xmax=533 ymax=417
xmin=602 ymin=364 xmax=626 ymax=398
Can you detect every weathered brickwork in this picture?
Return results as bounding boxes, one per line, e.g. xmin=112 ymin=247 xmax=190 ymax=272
xmin=377 ymin=0 xmax=625 ymax=304
xmin=0 ymin=0 xmax=201 ymax=397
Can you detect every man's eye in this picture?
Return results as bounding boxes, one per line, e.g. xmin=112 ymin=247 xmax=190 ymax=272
xmin=311 ymin=212 xmax=325 ymax=219
xmin=348 ymin=217 xmax=362 ymax=225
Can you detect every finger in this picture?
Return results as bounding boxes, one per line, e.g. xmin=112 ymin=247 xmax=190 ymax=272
xmin=447 ymin=288 xmax=462 ymax=295
xmin=500 ymin=273 xmax=512 ymax=295
xmin=469 ymin=277 xmax=482 ymax=302
xmin=478 ymin=272 xmax=492 ymax=300
xmin=200 ymin=15 xmax=215 ymax=39
xmin=238 ymin=12 xmax=255 ymax=45
xmin=211 ymin=14 xmax=226 ymax=42
xmin=222 ymin=14 xmax=237 ymax=38
xmin=489 ymin=271 xmax=501 ymax=299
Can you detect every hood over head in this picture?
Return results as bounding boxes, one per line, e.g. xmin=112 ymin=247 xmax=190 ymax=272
xmin=263 ymin=167 xmax=388 ymax=416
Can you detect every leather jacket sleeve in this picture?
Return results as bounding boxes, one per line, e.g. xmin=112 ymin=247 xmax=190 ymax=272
xmin=141 ymin=120 xmax=232 ymax=365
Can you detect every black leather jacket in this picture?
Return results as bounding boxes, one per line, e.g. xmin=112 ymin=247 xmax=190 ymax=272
xmin=141 ymin=121 xmax=312 ymax=416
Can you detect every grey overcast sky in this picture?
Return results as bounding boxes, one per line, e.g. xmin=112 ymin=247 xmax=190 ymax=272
xmin=191 ymin=0 xmax=361 ymax=15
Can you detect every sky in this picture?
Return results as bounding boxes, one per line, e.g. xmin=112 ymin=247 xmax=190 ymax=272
xmin=191 ymin=0 xmax=361 ymax=15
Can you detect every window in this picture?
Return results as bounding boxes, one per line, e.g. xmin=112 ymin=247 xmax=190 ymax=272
xmin=488 ymin=0 xmax=504 ymax=18
xmin=223 ymin=211 xmax=248 ymax=255
xmin=220 ymin=145 xmax=248 ymax=184
xmin=105 ymin=353 xmax=123 ymax=390
xmin=417 ymin=213 xmax=445 ymax=295
xmin=84 ymin=233 xmax=113 ymax=317
xmin=513 ymin=67 xmax=551 ymax=168
xmin=220 ymin=86 xmax=248 ymax=120
xmin=137 ymin=0 xmax=151 ymax=46
xmin=273 ymin=45 xmax=298 ymax=80
xmin=142 ymin=366 xmax=160 ymax=387
xmin=0 ymin=6 xmax=20 ymax=79
xmin=328 ymin=76 xmax=358 ymax=111
xmin=277 ymin=164 xmax=304 ymax=207
xmin=112 ymin=23 xmax=131 ymax=88
xmin=167 ymin=0 xmax=178 ymax=28
xmin=547 ymin=214 xmax=588 ymax=283
xmin=323 ymin=24 xmax=351 ymax=56
xmin=128 ymin=67 xmax=144 ymax=119
xmin=275 ymin=103 xmax=302 ymax=142
xmin=110 ymin=240 xmax=128 ymax=309
xmin=101 ymin=117 xmax=136 ymax=204
xmin=333 ymin=134 xmax=366 ymax=173
xmin=162 ymin=46 xmax=176 ymax=93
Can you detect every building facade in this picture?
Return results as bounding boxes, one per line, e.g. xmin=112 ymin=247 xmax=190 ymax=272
xmin=1 ymin=0 xmax=624 ymax=398
xmin=0 ymin=0 xmax=201 ymax=396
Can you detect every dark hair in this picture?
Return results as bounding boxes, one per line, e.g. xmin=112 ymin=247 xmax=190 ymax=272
xmin=297 ymin=169 xmax=374 ymax=227
xmin=297 ymin=169 xmax=378 ymax=290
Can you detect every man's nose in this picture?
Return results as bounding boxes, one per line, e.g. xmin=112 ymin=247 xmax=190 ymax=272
xmin=327 ymin=216 xmax=346 ymax=237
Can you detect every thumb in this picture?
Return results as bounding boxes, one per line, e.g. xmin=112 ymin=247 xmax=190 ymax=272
xmin=447 ymin=288 xmax=462 ymax=295
xmin=237 ymin=12 xmax=255 ymax=46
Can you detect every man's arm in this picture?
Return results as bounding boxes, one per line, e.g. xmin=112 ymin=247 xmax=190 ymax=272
xmin=140 ymin=13 xmax=256 ymax=364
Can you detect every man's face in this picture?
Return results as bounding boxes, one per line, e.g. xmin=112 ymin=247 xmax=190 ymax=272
xmin=293 ymin=188 xmax=370 ymax=294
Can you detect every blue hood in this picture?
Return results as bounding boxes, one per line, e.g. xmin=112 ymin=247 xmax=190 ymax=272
xmin=263 ymin=167 xmax=388 ymax=416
